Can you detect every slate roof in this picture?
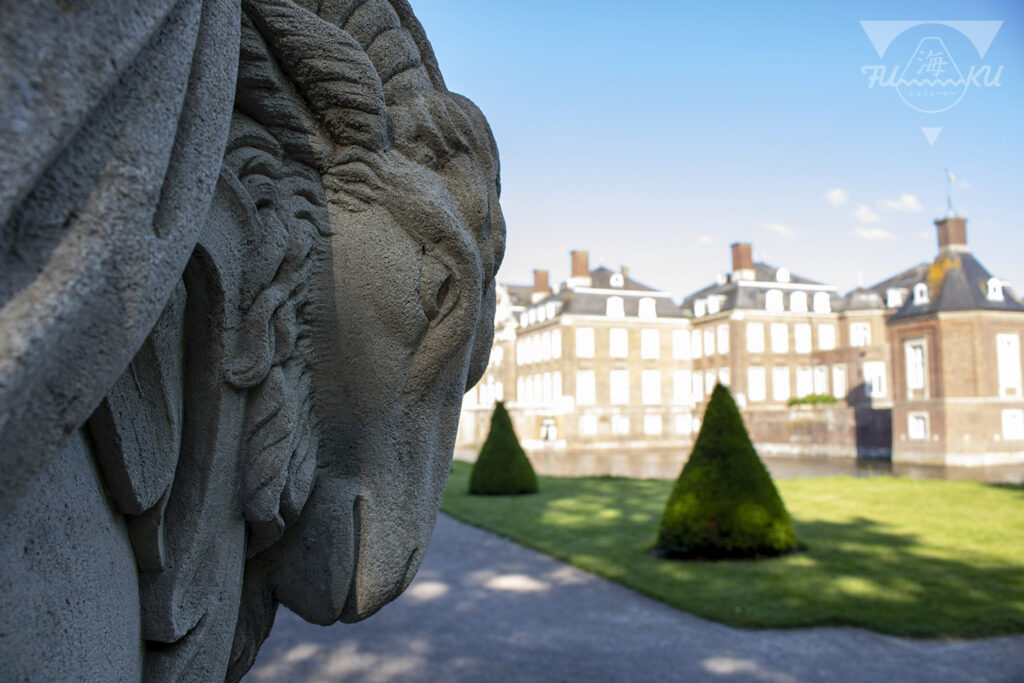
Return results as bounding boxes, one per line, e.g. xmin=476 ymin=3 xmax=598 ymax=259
xmin=680 ymin=262 xmax=838 ymax=314
xmin=503 ymin=284 xmax=534 ymax=307
xmin=889 ymin=251 xmax=1024 ymax=320
xmin=588 ymin=266 xmax=659 ymax=292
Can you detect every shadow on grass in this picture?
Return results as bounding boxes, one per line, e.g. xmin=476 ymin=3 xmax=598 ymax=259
xmin=442 ymin=464 xmax=1024 ymax=638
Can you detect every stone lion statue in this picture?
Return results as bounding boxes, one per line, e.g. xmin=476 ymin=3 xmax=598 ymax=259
xmin=0 ymin=1 xmax=503 ymax=680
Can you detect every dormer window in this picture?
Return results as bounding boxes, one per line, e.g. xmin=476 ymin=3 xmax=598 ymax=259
xmin=610 ymin=272 xmax=624 ymax=288
xmin=694 ymin=299 xmax=707 ymax=317
xmin=706 ymin=296 xmax=721 ymax=314
xmin=638 ymin=297 xmax=657 ymax=319
xmin=765 ymin=289 xmax=784 ymax=312
xmin=987 ymin=277 xmax=1004 ymax=301
xmin=776 ymin=267 xmax=791 ymax=283
xmin=813 ymin=292 xmax=831 ymax=313
xmin=606 ymin=296 xmax=625 ymax=317
xmin=790 ymin=291 xmax=807 ymax=313
xmin=546 ymin=302 xmax=557 ymax=318
xmin=913 ymin=283 xmax=929 ymax=305
xmin=519 ymin=313 xmax=528 ymax=328
xmin=886 ymin=288 xmax=904 ymax=308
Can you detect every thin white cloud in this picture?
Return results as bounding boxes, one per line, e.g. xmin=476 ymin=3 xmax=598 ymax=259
xmin=697 ymin=235 xmax=714 ymax=245
xmin=856 ymin=227 xmax=895 ymax=241
xmin=880 ymin=193 xmax=923 ymax=212
xmin=854 ymin=204 xmax=881 ymax=224
xmin=825 ymin=188 xmax=848 ymax=206
xmin=762 ymin=222 xmax=795 ymax=239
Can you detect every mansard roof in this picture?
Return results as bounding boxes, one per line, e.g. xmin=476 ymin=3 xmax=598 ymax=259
xmin=889 ymin=251 xmax=1024 ymax=320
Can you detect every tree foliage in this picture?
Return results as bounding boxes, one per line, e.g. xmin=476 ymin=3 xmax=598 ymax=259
xmin=469 ymin=402 xmax=538 ymax=495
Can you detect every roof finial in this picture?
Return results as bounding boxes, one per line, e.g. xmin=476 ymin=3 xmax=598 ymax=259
xmin=945 ymin=168 xmax=956 ymax=217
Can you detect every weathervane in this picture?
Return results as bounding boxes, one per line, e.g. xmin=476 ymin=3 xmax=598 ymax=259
xmin=945 ymin=167 xmax=956 ymax=216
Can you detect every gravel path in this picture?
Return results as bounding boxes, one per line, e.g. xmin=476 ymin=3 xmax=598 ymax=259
xmin=244 ymin=514 xmax=1024 ymax=682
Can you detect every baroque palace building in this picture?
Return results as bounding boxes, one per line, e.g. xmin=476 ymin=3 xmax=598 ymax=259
xmin=457 ymin=215 xmax=1024 ymax=469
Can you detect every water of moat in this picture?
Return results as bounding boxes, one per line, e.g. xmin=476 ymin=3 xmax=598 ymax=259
xmin=454 ymin=449 xmax=1024 ymax=484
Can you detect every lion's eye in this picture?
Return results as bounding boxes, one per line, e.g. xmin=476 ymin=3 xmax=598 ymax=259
xmin=420 ymin=253 xmax=459 ymax=323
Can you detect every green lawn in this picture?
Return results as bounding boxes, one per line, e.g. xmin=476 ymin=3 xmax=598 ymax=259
xmin=441 ymin=460 xmax=1024 ymax=638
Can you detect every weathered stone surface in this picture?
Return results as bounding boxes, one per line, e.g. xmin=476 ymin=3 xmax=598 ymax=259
xmin=0 ymin=1 xmax=503 ymax=680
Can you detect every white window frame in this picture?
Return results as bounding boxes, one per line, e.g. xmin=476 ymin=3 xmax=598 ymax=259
xmin=579 ymin=413 xmax=598 ymax=436
xmin=716 ymin=324 xmax=730 ymax=355
xmin=770 ymin=323 xmax=788 ymax=353
xmin=610 ymin=370 xmax=630 ymax=405
xmin=643 ymin=414 xmax=663 ymax=435
xmin=576 ymin=371 xmax=596 ymax=405
xmin=766 ymin=289 xmax=784 ymax=312
xmin=796 ymin=367 xmax=813 ymax=398
xmin=576 ymin=327 xmax=595 ymax=358
xmin=1002 ymin=409 xmax=1024 ymax=440
xmin=747 ymin=367 xmax=766 ymax=402
xmin=611 ymin=415 xmax=631 ymax=435
xmin=691 ymin=329 xmax=703 ymax=358
xmin=703 ymin=329 xmax=715 ymax=357
xmin=813 ymin=365 xmax=828 ymax=395
xmin=794 ymin=323 xmax=811 ymax=354
xmin=850 ymin=322 xmax=871 ymax=348
xmin=790 ymin=291 xmax=808 ymax=313
xmin=552 ymin=329 xmax=562 ymax=358
xmin=908 ymin=412 xmax=929 ymax=440
xmin=863 ymin=361 xmax=887 ymax=398
xmin=772 ymin=367 xmax=790 ymax=401
xmin=673 ymin=370 xmax=692 ymax=405
xmin=813 ymin=292 xmax=831 ymax=313
xmin=746 ymin=322 xmax=765 ymax=353
xmin=997 ymin=333 xmax=1022 ymax=396
xmin=818 ymin=324 xmax=836 ymax=351
xmin=609 ymin=328 xmax=629 ymax=358
xmin=905 ymin=339 xmax=926 ymax=393
xmin=641 ymin=329 xmax=660 ymax=359
xmin=606 ymin=296 xmax=625 ymax=317
xmin=642 ymin=370 xmax=661 ymax=405
xmin=638 ymin=297 xmax=658 ymax=319
xmin=832 ymin=365 xmax=847 ymax=399
xmin=913 ymin=282 xmax=929 ymax=305
xmin=673 ymin=330 xmax=691 ymax=359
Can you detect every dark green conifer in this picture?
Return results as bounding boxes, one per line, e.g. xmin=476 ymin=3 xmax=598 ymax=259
xmin=655 ymin=384 xmax=798 ymax=559
xmin=469 ymin=402 xmax=538 ymax=495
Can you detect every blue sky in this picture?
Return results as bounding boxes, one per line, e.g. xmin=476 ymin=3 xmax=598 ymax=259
xmin=412 ymin=0 xmax=1024 ymax=298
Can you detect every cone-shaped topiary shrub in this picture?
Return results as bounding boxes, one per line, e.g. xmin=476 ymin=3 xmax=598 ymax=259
xmin=655 ymin=384 xmax=798 ymax=559
xmin=469 ymin=401 xmax=539 ymax=495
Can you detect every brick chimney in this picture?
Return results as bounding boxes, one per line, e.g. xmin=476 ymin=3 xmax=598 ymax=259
xmin=620 ymin=265 xmax=630 ymax=280
xmin=531 ymin=269 xmax=551 ymax=302
xmin=731 ymin=242 xmax=755 ymax=281
xmin=568 ymin=250 xmax=592 ymax=287
xmin=935 ymin=216 xmax=968 ymax=254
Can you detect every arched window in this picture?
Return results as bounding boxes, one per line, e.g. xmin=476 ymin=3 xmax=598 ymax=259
xmin=776 ymin=267 xmax=791 ymax=283
xmin=790 ymin=291 xmax=808 ymax=313
xmin=886 ymin=288 xmax=903 ymax=308
xmin=813 ymin=292 xmax=831 ymax=313
xmin=638 ymin=297 xmax=657 ymax=319
xmin=606 ymin=296 xmax=625 ymax=317
xmin=765 ymin=289 xmax=784 ymax=312
xmin=609 ymin=273 xmax=624 ymax=288
xmin=913 ymin=282 xmax=929 ymax=305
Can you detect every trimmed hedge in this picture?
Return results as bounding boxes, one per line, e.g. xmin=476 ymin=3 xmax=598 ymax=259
xmin=469 ymin=402 xmax=538 ymax=495
xmin=787 ymin=393 xmax=839 ymax=407
xmin=655 ymin=384 xmax=798 ymax=559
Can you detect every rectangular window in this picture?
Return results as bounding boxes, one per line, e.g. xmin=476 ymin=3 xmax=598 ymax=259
xmin=542 ymin=331 xmax=552 ymax=361
xmin=772 ymin=367 xmax=791 ymax=401
xmin=796 ymin=367 xmax=813 ymax=398
xmin=542 ymin=372 xmax=552 ymax=404
xmin=576 ymin=327 xmax=595 ymax=358
xmin=705 ymin=371 xmax=715 ymax=395
xmin=673 ymin=330 xmax=691 ymax=359
xmin=832 ymin=365 xmax=847 ymax=399
xmin=516 ymin=341 xmax=525 ymax=366
xmin=643 ymin=414 xmax=663 ymax=435
xmin=673 ymin=370 xmax=692 ymax=405
xmin=718 ymin=367 xmax=730 ymax=387
xmin=1002 ymin=409 xmax=1024 ymax=440
xmin=794 ymin=324 xmax=811 ymax=354
xmin=642 ymin=370 xmax=661 ymax=405
xmin=908 ymin=413 xmax=929 ymax=440
xmin=863 ymin=361 xmax=887 ymax=398
xmin=717 ymin=324 xmax=730 ymax=355
xmin=813 ymin=365 xmax=828 ymax=395
xmin=675 ymin=414 xmax=692 ymax=435
xmin=997 ymin=333 xmax=1022 ymax=396
xmin=611 ymin=415 xmax=630 ymax=436
xmin=610 ymin=370 xmax=630 ymax=405
xmin=818 ymin=324 xmax=836 ymax=351
xmin=691 ymin=329 xmax=703 ymax=358
xmin=576 ymin=371 xmax=596 ymax=405
xmin=641 ymin=329 xmax=660 ymax=359
xmin=905 ymin=340 xmax=926 ymax=392
xmin=704 ymin=329 xmax=715 ymax=357
xmin=771 ymin=323 xmax=788 ymax=353
xmin=552 ymin=372 xmax=562 ymax=401
xmin=850 ymin=322 xmax=871 ymax=347
xmin=692 ymin=372 xmax=704 ymax=402
xmin=747 ymin=367 xmax=766 ymax=401
xmin=746 ymin=322 xmax=765 ymax=353
xmin=609 ymin=328 xmax=628 ymax=358
xmin=552 ymin=329 xmax=562 ymax=358
xmin=579 ymin=413 xmax=597 ymax=436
